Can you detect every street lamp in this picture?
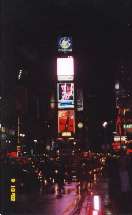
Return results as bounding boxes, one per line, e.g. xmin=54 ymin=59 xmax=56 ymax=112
xmin=102 ymin=121 xmax=108 ymax=128
xmin=77 ymin=122 xmax=84 ymax=129
xmin=102 ymin=121 xmax=108 ymax=151
xmin=33 ymin=139 xmax=38 ymax=156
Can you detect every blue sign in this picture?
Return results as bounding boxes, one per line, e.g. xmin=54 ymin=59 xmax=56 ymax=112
xmin=57 ymin=83 xmax=74 ymax=109
xmin=57 ymin=36 xmax=72 ymax=52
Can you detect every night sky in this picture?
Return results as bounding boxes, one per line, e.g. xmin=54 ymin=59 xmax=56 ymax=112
xmin=4 ymin=0 xmax=132 ymax=123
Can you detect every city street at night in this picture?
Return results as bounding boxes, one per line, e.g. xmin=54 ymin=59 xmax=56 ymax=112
xmin=10 ymin=183 xmax=80 ymax=215
xmin=4 ymin=152 xmax=122 ymax=215
xmin=8 ymin=164 xmax=112 ymax=215
xmin=1 ymin=1 xmax=132 ymax=215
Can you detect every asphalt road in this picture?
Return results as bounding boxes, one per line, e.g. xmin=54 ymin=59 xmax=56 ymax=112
xmin=8 ymin=183 xmax=81 ymax=215
xmin=7 ymin=178 xmax=113 ymax=215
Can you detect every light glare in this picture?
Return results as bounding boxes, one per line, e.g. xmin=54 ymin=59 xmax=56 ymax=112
xmin=93 ymin=195 xmax=100 ymax=211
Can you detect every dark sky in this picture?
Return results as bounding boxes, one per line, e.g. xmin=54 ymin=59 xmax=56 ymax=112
xmin=3 ymin=0 xmax=132 ymax=122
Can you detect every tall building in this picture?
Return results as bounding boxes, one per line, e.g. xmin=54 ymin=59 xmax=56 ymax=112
xmin=114 ymin=63 xmax=132 ymax=150
xmin=0 ymin=0 xmax=16 ymax=153
xmin=56 ymin=36 xmax=75 ymax=140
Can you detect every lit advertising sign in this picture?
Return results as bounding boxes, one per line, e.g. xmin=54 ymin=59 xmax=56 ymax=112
xmin=57 ymin=57 xmax=74 ymax=81
xmin=114 ymin=135 xmax=127 ymax=142
xmin=58 ymin=110 xmax=75 ymax=136
xmin=57 ymin=36 xmax=72 ymax=52
xmin=123 ymin=124 xmax=132 ymax=133
xmin=57 ymin=83 xmax=74 ymax=109
xmin=62 ymin=132 xmax=72 ymax=137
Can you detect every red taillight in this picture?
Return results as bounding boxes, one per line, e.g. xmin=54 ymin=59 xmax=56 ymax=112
xmin=127 ymin=149 xmax=132 ymax=153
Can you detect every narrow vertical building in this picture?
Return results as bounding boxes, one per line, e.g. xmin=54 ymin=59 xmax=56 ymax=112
xmin=56 ymin=36 xmax=76 ymax=148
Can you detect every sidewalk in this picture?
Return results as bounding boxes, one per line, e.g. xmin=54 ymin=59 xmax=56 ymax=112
xmin=93 ymin=175 xmax=132 ymax=215
xmin=93 ymin=177 xmax=113 ymax=215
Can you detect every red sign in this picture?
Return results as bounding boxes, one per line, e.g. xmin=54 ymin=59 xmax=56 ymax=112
xmin=58 ymin=110 xmax=75 ymax=135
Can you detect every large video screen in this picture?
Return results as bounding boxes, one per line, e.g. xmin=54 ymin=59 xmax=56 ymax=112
xmin=57 ymin=57 xmax=74 ymax=81
xmin=57 ymin=83 xmax=74 ymax=109
xmin=58 ymin=110 xmax=75 ymax=135
xmin=57 ymin=36 xmax=72 ymax=53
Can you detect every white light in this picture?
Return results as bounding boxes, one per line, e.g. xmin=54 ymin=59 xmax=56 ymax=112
xmin=20 ymin=133 xmax=25 ymax=137
xmin=55 ymin=184 xmax=58 ymax=195
xmin=62 ymin=132 xmax=71 ymax=137
xmin=44 ymin=180 xmax=47 ymax=185
xmin=18 ymin=69 xmax=23 ymax=80
xmin=92 ymin=210 xmax=98 ymax=215
xmin=102 ymin=121 xmax=108 ymax=128
xmin=93 ymin=195 xmax=100 ymax=211
xmin=33 ymin=139 xmax=37 ymax=143
xmin=122 ymin=145 xmax=126 ymax=149
xmin=115 ymin=82 xmax=119 ymax=90
xmin=57 ymin=57 xmax=74 ymax=80
xmin=78 ymin=122 xmax=83 ymax=128
xmin=114 ymin=136 xmax=127 ymax=141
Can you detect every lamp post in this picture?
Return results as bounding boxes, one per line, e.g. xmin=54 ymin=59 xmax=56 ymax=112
xmin=33 ymin=139 xmax=38 ymax=156
xmin=102 ymin=121 xmax=108 ymax=152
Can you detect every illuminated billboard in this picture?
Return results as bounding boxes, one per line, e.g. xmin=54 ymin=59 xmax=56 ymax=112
xmin=57 ymin=83 xmax=74 ymax=109
xmin=123 ymin=124 xmax=132 ymax=133
xmin=58 ymin=110 xmax=75 ymax=136
xmin=57 ymin=57 xmax=74 ymax=81
xmin=57 ymin=36 xmax=72 ymax=53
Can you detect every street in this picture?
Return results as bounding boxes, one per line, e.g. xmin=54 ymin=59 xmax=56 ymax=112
xmin=8 ymin=172 xmax=114 ymax=215
xmin=2 ymin=154 xmax=132 ymax=215
xmin=9 ymin=183 xmax=81 ymax=215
